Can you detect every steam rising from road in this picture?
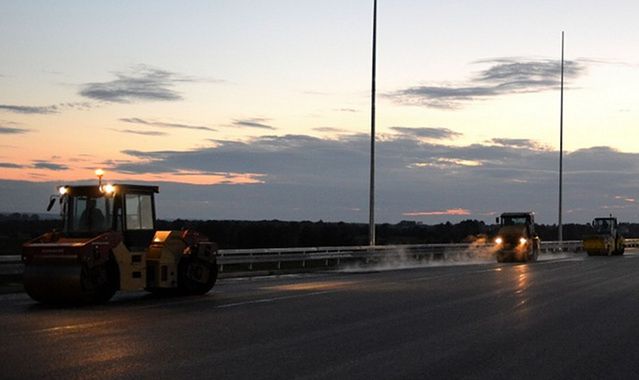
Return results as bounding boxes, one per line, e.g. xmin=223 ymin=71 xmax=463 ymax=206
xmin=341 ymin=237 xmax=500 ymax=273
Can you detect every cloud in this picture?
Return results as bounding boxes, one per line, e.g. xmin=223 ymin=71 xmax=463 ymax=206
xmin=313 ymin=127 xmax=350 ymax=133
xmin=101 ymin=129 xmax=639 ymax=223
xmin=232 ymin=118 xmax=276 ymax=130
xmin=0 ymin=121 xmax=29 ymax=134
xmin=80 ymin=66 xmax=193 ymax=103
xmin=490 ymin=138 xmax=551 ymax=150
xmin=0 ymin=102 xmax=95 ymax=115
xmin=410 ymin=158 xmax=482 ymax=168
xmin=119 ymin=117 xmax=216 ymax=132
xmin=113 ymin=129 xmax=168 ymax=136
xmin=0 ymin=162 xmax=23 ymax=168
xmin=58 ymin=102 xmax=94 ymax=111
xmin=5 ymin=124 xmax=638 ymax=222
xmin=390 ymin=127 xmax=462 ymax=140
xmin=114 ymin=133 xmax=558 ymax=181
xmin=403 ymin=208 xmax=471 ymax=217
xmin=0 ymin=104 xmax=59 ymax=114
xmin=32 ymin=161 xmax=68 ymax=171
xmin=391 ymin=58 xmax=586 ymax=109
xmin=336 ymin=108 xmax=358 ymax=113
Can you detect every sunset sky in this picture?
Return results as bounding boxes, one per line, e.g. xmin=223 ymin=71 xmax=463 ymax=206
xmin=2 ymin=1 xmax=639 ymax=223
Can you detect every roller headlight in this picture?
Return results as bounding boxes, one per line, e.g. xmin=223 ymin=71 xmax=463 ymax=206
xmin=495 ymin=237 xmax=503 ymax=245
xmin=519 ymin=237 xmax=527 ymax=245
xmin=102 ymin=184 xmax=116 ymax=194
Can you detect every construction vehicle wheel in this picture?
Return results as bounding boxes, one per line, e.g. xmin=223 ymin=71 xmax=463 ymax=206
xmin=99 ymin=258 xmax=119 ymax=302
xmin=178 ymin=256 xmax=218 ymax=295
xmin=25 ymin=257 xmax=118 ymax=305
xmin=614 ymin=247 xmax=625 ymax=256
xmin=528 ymin=249 xmax=538 ymax=262
xmin=82 ymin=258 xmax=119 ymax=304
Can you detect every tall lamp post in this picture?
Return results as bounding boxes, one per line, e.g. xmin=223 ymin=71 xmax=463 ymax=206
xmin=369 ymin=0 xmax=377 ymax=246
xmin=558 ymin=31 xmax=565 ymax=245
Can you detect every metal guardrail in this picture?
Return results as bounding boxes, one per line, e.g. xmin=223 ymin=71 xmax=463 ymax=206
xmin=624 ymin=238 xmax=639 ymax=248
xmin=2 ymin=239 xmax=614 ymax=277
xmin=2 ymin=239 xmax=638 ymax=277
xmin=216 ymin=240 xmax=584 ymax=271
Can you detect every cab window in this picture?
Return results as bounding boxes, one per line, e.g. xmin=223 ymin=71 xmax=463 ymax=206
xmin=125 ymin=194 xmax=154 ymax=230
xmin=66 ymin=195 xmax=112 ymax=233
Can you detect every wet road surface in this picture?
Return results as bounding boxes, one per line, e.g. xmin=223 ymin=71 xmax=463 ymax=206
xmin=2 ymin=251 xmax=639 ymax=379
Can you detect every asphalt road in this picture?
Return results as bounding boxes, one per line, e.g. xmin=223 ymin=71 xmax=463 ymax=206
xmin=2 ymin=251 xmax=639 ymax=379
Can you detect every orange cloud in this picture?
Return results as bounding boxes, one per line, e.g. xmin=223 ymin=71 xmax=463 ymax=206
xmin=403 ymin=208 xmax=471 ymax=216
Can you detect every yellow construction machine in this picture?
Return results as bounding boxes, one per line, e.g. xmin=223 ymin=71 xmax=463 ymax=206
xmin=494 ymin=212 xmax=540 ymax=263
xmin=583 ymin=216 xmax=625 ymax=256
xmin=21 ymin=171 xmax=218 ymax=304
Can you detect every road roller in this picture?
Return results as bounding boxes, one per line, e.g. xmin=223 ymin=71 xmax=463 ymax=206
xmin=583 ymin=216 xmax=625 ymax=256
xmin=21 ymin=171 xmax=218 ymax=304
xmin=494 ymin=212 xmax=540 ymax=263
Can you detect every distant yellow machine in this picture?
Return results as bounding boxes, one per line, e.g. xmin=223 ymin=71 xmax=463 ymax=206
xmin=494 ymin=212 xmax=540 ymax=263
xmin=583 ymin=217 xmax=625 ymax=256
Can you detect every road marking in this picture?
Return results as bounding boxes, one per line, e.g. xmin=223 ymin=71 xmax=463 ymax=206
xmin=5 ymin=320 xmax=115 ymax=337
xmin=215 ymin=290 xmax=335 ymax=309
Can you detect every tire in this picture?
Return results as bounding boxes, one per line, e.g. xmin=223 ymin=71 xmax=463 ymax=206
xmin=528 ymin=248 xmax=538 ymax=262
xmin=178 ymin=256 xmax=218 ymax=295
xmin=83 ymin=257 xmax=118 ymax=304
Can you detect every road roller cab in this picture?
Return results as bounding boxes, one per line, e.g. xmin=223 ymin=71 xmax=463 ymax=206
xmin=22 ymin=180 xmax=218 ymax=304
xmin=494 ymin=212 xmax=540 ymax=263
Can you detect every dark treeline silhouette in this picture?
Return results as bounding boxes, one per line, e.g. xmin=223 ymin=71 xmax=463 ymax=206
xmin=0 ymin=218 xmax=60 ymax=254
xmin=0 ymin=213 xmax=42 ymax=221
xmin=2 ymin=217 xmax=639 ymax=254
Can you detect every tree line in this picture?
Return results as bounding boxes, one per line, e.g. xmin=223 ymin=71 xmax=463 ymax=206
xmin=2 ymin=217 xmax=638 ymax=254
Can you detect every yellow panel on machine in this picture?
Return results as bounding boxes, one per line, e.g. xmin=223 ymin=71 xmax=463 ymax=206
xmin=147 ymin=231 xmax=188 ymax=289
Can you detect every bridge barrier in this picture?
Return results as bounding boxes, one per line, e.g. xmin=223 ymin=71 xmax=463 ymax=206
xmin=2 ymin=239 xmax=623 ymax=278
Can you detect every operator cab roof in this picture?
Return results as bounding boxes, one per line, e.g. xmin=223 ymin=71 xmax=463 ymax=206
xmin=500 ymin=212 xmax=534 ymax=217
xmin=61 ymin=184 xmax=159 ymax=197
